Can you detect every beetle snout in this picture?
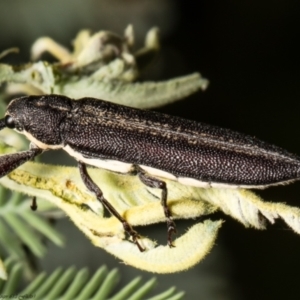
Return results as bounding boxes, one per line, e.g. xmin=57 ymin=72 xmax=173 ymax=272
xmin=0 ymin=118 xmax=5 ymax=131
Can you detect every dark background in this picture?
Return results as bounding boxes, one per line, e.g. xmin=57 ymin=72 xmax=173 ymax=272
xmin=1 ymin=1 xmax=300 ymax=299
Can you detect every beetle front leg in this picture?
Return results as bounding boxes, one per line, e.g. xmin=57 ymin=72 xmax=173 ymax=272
xmin=0 ymin=147 xmax=43 ymax=178
xmin=136 ymin=166 xmax=176 ymax=247
xmin=78 ymin=161 xmax=144 ymax=252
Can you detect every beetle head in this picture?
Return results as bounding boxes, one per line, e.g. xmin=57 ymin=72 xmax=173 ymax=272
xmin=2 ymin=95 xmax=72 ymax=148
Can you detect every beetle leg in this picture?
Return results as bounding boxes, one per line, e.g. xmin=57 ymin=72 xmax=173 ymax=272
xmin=29 ymin=143 xmax=39 ymax=211
xmin=30 ymin=196 xmax=38 ymax=211
xmin=135 ymin=165 xmax=176 ymax=247
xmin=78 ymin=161 xmax=144 ymax=252
xmin=0 ymin=148 xmax=43 ymax=178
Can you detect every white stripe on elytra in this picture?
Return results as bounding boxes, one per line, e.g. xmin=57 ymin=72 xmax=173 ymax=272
xmin=63 ymin=145 xmax=276 ymax=189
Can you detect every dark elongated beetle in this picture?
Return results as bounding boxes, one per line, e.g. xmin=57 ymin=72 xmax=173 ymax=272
xmin=1 ymin=95 xmax=300 ymax=250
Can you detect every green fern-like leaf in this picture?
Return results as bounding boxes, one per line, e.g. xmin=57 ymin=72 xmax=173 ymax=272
xmin=0 ymin=185 xmax=64 ymax=262
xmin=0 ymin=257 xmax=185 ymax=300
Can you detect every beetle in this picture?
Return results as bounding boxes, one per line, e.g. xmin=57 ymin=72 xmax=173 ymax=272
xmin=1 ymin=94 xmax=300 ymax=251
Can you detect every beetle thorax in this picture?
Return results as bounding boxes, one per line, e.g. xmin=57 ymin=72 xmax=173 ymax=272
xmin=6 ymin=95 xmax=72 ymax=148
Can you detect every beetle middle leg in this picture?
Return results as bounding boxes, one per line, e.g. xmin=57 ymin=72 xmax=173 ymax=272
xmin=78 ymin=161 xmax=144 ymax=251
xmin=135 ymin=166 xmax=176 ymax=247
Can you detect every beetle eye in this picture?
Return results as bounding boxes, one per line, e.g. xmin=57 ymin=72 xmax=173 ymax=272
xmin=5 ymin=115 xmax=15 ymax=129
